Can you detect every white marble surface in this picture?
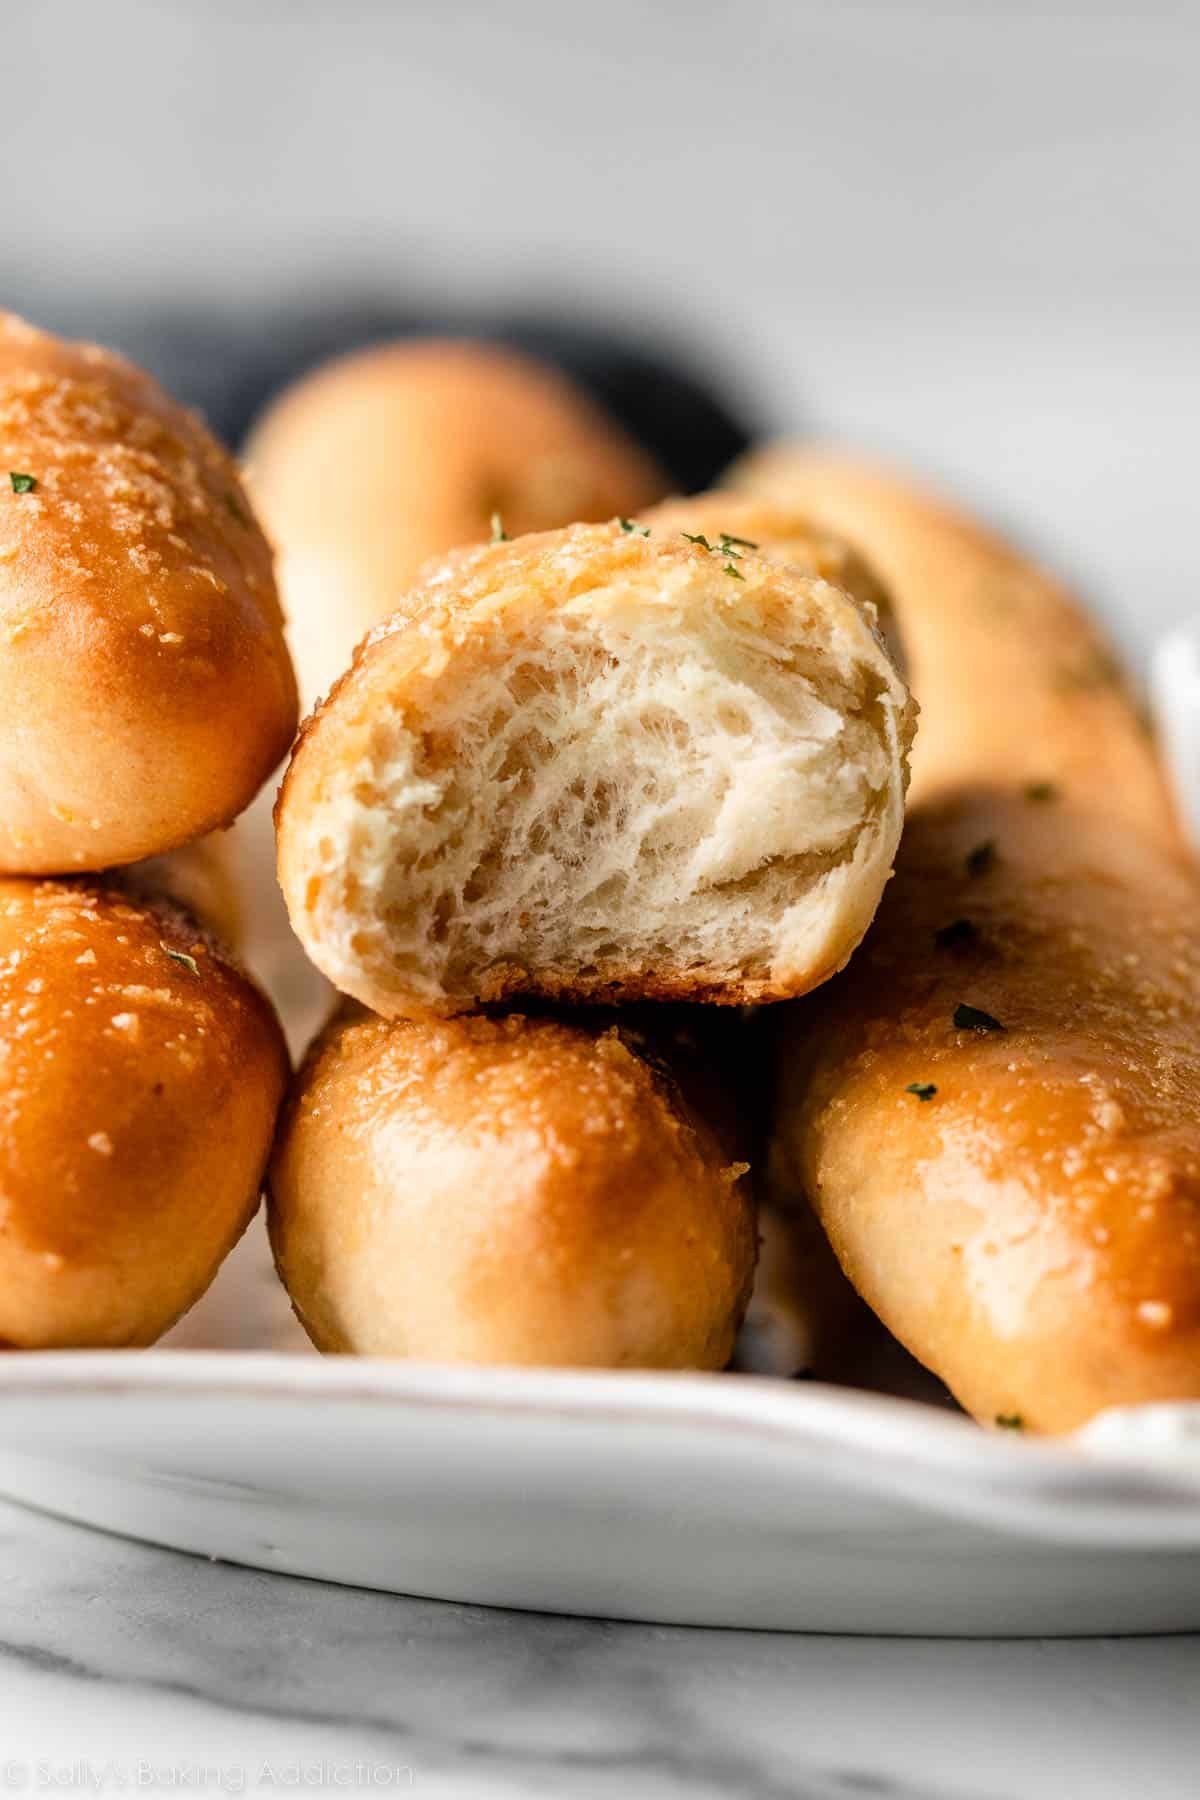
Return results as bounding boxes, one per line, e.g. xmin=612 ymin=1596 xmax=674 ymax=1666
xmin=0 ymin=1496 xmax=1194 ymax=1800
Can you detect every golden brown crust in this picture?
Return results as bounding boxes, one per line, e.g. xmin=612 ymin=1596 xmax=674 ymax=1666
xmin=731 ymin=446 xmax=1176 ymax=843
xmin=0 ymin=874 xmax=289 ymax=1347
xmin=746 ymin=452 xmax=1199 ymax=1429
xmin=275 ymin=520 xmax=913 ymax=1016
xmin=268 ymin=1005 xmax=756 ymax=1368
xmin=773 ymin=793 xmax=1200 ymax=1433
xmin=643 ymin=491 xmax=903 ymax=668
xmin=0 ymin=312 xmax=298 ymax=872
xmin=246 ymin=337 xmax=667 ymax=704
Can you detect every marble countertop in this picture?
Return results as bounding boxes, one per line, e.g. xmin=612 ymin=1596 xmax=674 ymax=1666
xmin=0 ymin=1497 xmax=1195 ymax=1800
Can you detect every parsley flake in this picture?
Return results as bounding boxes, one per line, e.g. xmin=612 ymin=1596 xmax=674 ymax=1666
xmin=995 ymin=1413 xmax=1025 ymax=1431
xmin=1055 ymin=650 xmax=1122 ymax=692
xmin=9 ymin=472 xmax=36 ymax=494
xmin=719 ymin=532 xmax=758 ymax=550
xmin=490 ymin=513 xmax=509 ymax=543
xmin=681 ymin=529 xmax=751 ymax=578
xmin=934 ymin=917 xmax=977 ymax=950
xmin=619 ymin=518 xmax=650 ymax=537
xmin=906 ymin=1082 xmax=938 ymax=1101
xmin=954 ymin=1002 xmax=1005 ymax=1034
xmin=965 ymin=840 xmax=996 ymax=878
xmin=161 ymin=943 xmax=200 ymax=976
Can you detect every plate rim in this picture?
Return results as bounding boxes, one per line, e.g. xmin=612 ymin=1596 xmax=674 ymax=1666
xmin=1 ymin=1351 xmax=1199 ymax=1546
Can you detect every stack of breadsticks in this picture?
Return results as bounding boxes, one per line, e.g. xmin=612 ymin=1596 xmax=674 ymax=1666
xmin=257 ymin=338 xmax=1200 ymax=1432
xmin=7 ymin=309 xmax=1199 ymax=1439
xmin=737 ymin=450 xmax=1200 ymax=1433
xmin=254 ymin=343 xmax=915 ymax=1369
xmin=0 ymin=312 xmax=297 ymax=1346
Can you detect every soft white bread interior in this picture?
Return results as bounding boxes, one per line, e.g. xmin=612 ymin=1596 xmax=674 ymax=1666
xmin=276 ymin=521 xmax=915 ymax=1017
xmin=268 ymin=1004 xmax=755 ymax=1368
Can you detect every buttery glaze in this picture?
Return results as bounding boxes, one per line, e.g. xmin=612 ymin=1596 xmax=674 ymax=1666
xmin=746 ymin=451 xmax=1198 ymax=1430
xmin=269 ymin=1005 xmax=756 ymax=1367
xmin=772 ymin=789 xmax=1200 ymax=1432
xmin=0 ymin=876 xmax=288 ymax=1346
xmin=0 ymin=311 xmax=297 ymax=871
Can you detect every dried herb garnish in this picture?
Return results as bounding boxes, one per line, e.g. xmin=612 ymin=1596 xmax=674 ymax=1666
xmin=954 ymin=1002 xmax=1005 ymax=1034
xmin=906 ymin=1082 xmax=938 ymax=1101
xmin=9 ymin=472 xmax=36 ymax=494
xmin=161 ymin=943 xmax=199 ymax=976
xmin=682 ymin=529 xmax=752 ymax=576
xmin=995 ymin=1413 xmax=1025 ymax=1430
xmin=1055 ymin=650 xmax=1122 ymax=692
xmin=619 ymin=518 xmax=650 ymax=537
xmin=934 ymin=917 xmax=977 ymax=950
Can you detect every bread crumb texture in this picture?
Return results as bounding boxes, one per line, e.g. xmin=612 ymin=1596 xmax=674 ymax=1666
xmin=278 ymin=521 xmax=914 ymax=1015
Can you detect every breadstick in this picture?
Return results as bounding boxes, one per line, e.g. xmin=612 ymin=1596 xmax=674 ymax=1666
xmin=732 ymin=446 xmax=1175 ymax=841
xmin=246 ymin=338 xmax=666 ymax=705
xmin=269 ymin=1005 xmax=755 ymax=1368
xmin=276 ymin=520 xmax=913 ymax=1017
xmin=643 ymin=490 xmax=902 ymax=669
xmin=0 ymin=312 xmax=297 ymax=872
xmin=744 ymin=451 xmax=1199 ymax=1430
xmin=0 ymin=875 xmax=288 ymax=1348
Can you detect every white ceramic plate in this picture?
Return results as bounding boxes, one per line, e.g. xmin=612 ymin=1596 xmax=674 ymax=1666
xmin=1 ymin=1218 xmax=1199 ymax=1636
xmin=4 ymin=672 xmax=1200 ymax=1638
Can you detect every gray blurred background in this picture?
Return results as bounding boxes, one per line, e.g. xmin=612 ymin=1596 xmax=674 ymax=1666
xmin=4 ymin=0 xmax=1198 ymax=659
